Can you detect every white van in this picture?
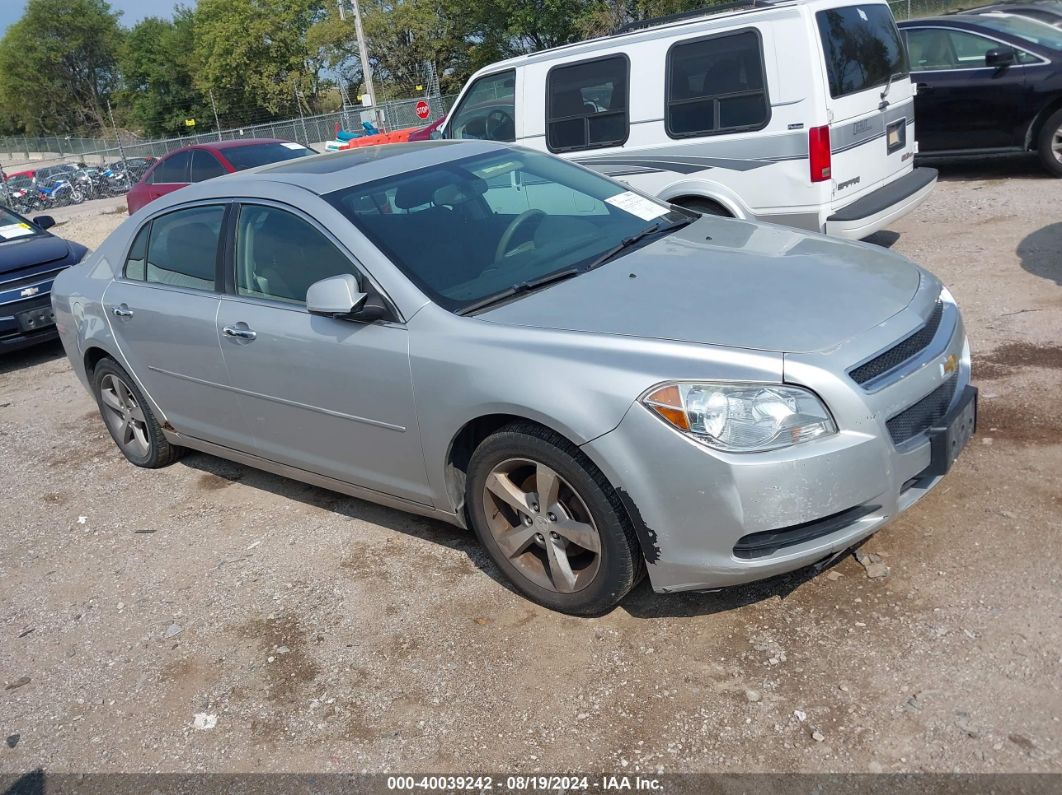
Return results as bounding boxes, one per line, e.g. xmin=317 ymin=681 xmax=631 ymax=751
xmin=440 ymin=0 xmax=937 ymax=239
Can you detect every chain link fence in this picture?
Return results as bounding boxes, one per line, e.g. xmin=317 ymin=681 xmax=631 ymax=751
xmin=887 ymin=0 xmax=969 ymax=20
xmin=0 ymin=94 xmax=458 ymax=165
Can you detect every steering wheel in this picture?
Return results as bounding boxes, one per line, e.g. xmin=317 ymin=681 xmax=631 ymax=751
xmin=485 ymin=109 xmax=514 ymax=140
xmin=494 ymin=209 xmax=546 ymax=264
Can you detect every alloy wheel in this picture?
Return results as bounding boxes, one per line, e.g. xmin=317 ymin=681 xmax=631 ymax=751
xmin=99 ymin=373 xmax=150 ymax=458
xmin=1053 ymin=125 xmax=1062 ymax=165
xmin=482 ymin=457 xmax=602 ymax=593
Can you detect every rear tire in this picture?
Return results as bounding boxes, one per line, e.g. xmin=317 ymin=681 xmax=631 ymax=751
xmin=674 ymin=197 xmax=730 ymax=216
xmin=91 ymin=358 xmax=181 ymax=468
xmin=1037 ymin=108 xmax=1062 ymax=178
xmin=465 ymin=422 xmax=644 ymax=615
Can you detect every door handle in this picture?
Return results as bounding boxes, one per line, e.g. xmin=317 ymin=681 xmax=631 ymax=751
xmin=222 ymin=325 xmax=257 ymax=341
xmin=112 ymin=304 xmax=134 ymax=318
xmin=916 ymin=82 xmax=932 ymax=90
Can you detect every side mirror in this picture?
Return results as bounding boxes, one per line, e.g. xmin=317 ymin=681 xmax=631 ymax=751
xmin=985 ymin=47 xmax=1016 ymax=68
xmin=306 ymin=273 xmax=391 ymax=322
xmin=32 ymin=215 xmax=55 ymax=230
xmin=307 ymin=274 xmax=366 ymax=316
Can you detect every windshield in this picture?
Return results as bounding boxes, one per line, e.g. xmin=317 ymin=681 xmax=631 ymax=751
xmin=0 ymin=208 xmax=42 ymax=242
xmin=817 ymin=5 xmax=910 ymax=98
xmin=222 ymin=142 xmax=314 ymax=171
xmin=326 ymin=149 xmax=688 ymax=312
xmin=977 ymin=13 xmax=1062 ymax=48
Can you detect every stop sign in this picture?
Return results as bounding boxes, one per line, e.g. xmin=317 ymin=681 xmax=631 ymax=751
xmin=415 ymin=100 xmax=430 ymax=120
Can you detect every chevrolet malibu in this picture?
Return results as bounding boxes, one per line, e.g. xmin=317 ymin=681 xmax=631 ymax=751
xmin=51 ymin=141 xmax=976 ymax=615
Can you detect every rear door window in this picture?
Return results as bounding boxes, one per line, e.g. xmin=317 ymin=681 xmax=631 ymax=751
xmin=666 ymin=30 xmax=770 ymax=138
xmin=190 ymin=150 xmax=227 ymax=182
xmin=546 ymin=56 xmax=629 ymax=152
xmin=817 ymin=5 xmax=909 ymax=98
xmin=143 ymin=205 xmax=224 ymax=290
xmin=447 ymin=70 xmax=516 ymax=142
xmin=151 ymin=151 xmax=192 ymax=184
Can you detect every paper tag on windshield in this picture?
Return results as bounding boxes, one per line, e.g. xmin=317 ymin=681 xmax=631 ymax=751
xmin=605 ymin=191 xmax=669 ymax=221
xmin=282 ymin=142 xmax=306 ymax=150
xmin=0 ymin=223 xmax=34 ymax=240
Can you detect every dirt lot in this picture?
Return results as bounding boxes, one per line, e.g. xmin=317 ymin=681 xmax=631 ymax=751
xmin=1 ymin=158 xmax=1060 ymax=776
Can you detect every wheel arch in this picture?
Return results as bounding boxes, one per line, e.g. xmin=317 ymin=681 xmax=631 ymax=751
xmin=1026 ymin=97 xmax=1062 ymax=151
xmin=657 ymin=179 xmax=748 ymax=218
xmin=443 ymin=413 xmax=644 ymax=559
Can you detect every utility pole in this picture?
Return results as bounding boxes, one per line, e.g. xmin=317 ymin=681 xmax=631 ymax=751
xmin=209 ymin=89 xmax=223 ymax=142
xmin=337 ymin=0 xmax=381 ymax=128
xmin=106 ymin=99 xmax=132 ymax=188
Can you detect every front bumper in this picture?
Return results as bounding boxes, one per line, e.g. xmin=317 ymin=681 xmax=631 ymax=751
xmin=825 ymin=167 xmax=937 ymax=240
xmin=582 ymin=292 xmax=971 ymax=593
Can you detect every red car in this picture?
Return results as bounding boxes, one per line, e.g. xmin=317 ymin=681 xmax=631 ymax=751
xmin=126 ymin=139 xmax=315 ymax=214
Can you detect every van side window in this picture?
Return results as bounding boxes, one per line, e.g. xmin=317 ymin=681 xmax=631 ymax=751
xmin=666 ymin=30 xmax=769 ymax=138
xmin=546 ymin=56 xmax=629 ymax=152
xmin=448 ymin=70 xmax=516 ymax=142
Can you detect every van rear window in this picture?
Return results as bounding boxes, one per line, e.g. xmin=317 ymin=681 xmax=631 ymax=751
xmin=817 ymin=5 xmax=909 ymax=99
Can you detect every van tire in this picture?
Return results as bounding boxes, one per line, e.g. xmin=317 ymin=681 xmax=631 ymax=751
xmin=674 ymin=197 xmax=731 ymax=217
xmin=1037 ymin=108 xmax=1062 ymax=178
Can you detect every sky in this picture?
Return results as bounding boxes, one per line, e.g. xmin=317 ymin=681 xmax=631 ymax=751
xmin=0 ymin=0 xmax=195 ymax=37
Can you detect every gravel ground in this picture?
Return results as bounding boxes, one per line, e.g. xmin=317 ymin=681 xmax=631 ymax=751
xmin=1 ymin=161 xmax=1060 ymax=776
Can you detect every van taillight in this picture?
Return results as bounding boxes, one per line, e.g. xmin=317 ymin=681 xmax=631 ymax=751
xmin=809 ymin=125 xmax=832 ymax=183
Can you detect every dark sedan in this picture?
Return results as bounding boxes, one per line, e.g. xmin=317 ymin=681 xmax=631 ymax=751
xmin=0 ymin=208 xmax=88 ymax=352
xmin=960 ymin=0 xmax=1062 ymax=28
xmin=898 ymin=13 xmax=1062 ymax=175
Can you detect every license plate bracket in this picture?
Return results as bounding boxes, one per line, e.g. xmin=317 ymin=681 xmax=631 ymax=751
xmin=886 ymin=118 xmax=906 ymax=154
xmin=925 ymin=385 xmax=977 ymax=478
xmin=16 ymin=305 xmax=55 ymax=333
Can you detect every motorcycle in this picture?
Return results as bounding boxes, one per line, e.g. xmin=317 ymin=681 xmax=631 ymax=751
xmin=37 ymin=175 xmax=84 ymax=207
xmin=71 ymin=167 xmax=107 ymax=201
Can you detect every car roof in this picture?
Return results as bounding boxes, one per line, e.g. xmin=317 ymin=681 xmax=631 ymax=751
xmin=153 ymin=139 xmax=509 ymax=203
xmin=158 ymin=138 xmax=300 ymax=157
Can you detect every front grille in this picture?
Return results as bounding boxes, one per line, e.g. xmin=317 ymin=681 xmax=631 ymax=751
xmin=850 ymin=300 xmax=943 ymax=386
xmin=733 ymin=504 xmax=880 ymax=560
xmin=0 ymin=265 xmax=66 ymax=293
xmin=886 ymin=376 xmax=957 ymax=445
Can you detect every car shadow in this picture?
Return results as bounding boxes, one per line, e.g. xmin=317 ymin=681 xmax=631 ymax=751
xmin=1017 ymin=222 xmax=1062 ymax=286
xmin=0 ymin=339 xmax=64 ymax=375
xmin=178 ymin=452 xmax=508 ymax=588
xmin=179 ymin=451 xmax=842 ymax=619
xmin=619 ymin=554 xmax=842 ymax=619
xmin=182 ymin=450 xmax=849 ymax=615
xmin=927 ymin=154 xmax=1047 ymax=182
xmin=862 ymin=230 xmax=900 ymax=249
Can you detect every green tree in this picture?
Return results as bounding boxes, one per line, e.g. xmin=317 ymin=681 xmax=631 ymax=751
xmin=118 ymin=9 xmax=207 ymax=137
xmin=0 ymin=0 xmax=123 ymax=134
xmin=193 ymin=0 xmax=328 ymax=121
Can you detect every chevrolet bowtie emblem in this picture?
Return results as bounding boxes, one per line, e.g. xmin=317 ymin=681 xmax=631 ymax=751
xmin=941 ymin=353 xmax=958 ymax=376
xmin=20 ymin=286 xmax=40 ymax=298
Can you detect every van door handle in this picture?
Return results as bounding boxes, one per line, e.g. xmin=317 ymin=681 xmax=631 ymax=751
xmin=916 ymin=82 xmax=932 ymax=90
xmin=222 ymin=325 xmax=257 ymax=341
xmin=112 ymin=304 xmax=134 ymax=318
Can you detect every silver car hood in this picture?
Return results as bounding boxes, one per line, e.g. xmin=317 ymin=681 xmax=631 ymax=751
xmin=482 ymin=218 xmax=923 ymax=354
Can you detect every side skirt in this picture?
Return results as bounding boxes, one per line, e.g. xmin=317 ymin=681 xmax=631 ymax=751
xmin=162 ymin=430 xmax=465 ymax=529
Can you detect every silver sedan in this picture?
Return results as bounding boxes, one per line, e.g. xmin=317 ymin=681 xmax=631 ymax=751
xmin=51 ymin=140 xmax=976 ymax=614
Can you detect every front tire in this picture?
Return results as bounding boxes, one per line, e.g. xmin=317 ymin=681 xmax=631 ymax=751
xmin=1037 ymin=108 xmax=1062 ymax=178
xmin=466 ymin=422 xmax=644 ymax=615
xmin=92 ymin=358 xmax=181 ymax=468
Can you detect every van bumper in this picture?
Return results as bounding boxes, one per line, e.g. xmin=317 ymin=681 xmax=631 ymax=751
xmin=825 ymin=167 xmax=937 ymax=240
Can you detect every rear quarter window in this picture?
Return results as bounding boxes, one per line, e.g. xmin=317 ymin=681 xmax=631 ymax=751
xmin=817 ymin=5 xmax=909 ymax=98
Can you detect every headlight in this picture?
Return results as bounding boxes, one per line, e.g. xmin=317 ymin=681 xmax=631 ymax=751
xmin=641 ymin=382 xmax=836 ymax=452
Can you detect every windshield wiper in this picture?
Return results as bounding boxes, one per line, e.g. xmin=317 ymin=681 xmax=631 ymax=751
xmin=456 ymin=267 xmax=581 ymax=316
xmin=584 ymin=216 xmax=695 ymax=272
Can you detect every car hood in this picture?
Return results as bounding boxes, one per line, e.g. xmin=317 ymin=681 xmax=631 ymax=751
xmin=481 ymin=217 xmax=924 ymax=354
xmin=0 ymin=235 xmax=72 ymax=276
